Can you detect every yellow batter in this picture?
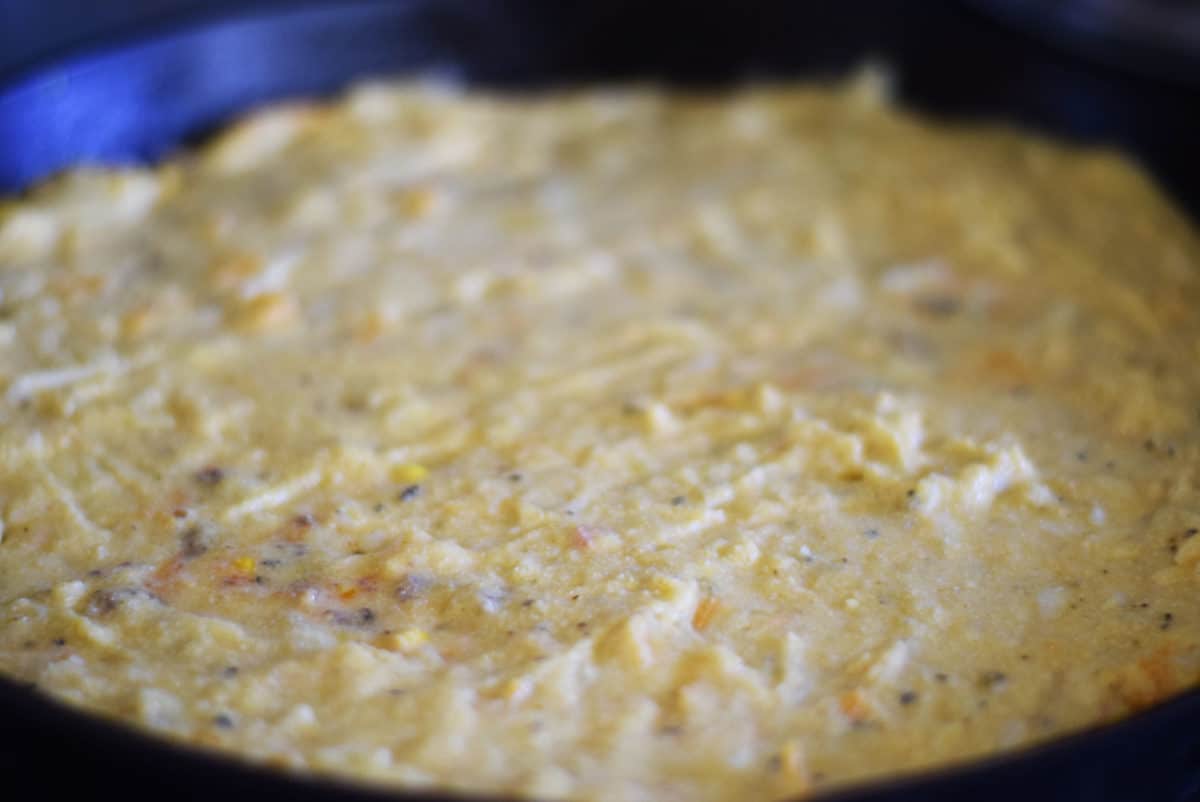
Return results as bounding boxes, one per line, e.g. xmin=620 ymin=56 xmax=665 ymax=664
xmin=1 ymin=76 xmax=1198 ymax=801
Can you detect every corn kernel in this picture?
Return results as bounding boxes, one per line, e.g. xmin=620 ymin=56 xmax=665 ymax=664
xmin=484 ymin=677 xmax=531 ymax=702
xmin=391 ymin=463 xmax=428 ymax=484
xmin=353 ymin=311 xmax=388 ymax=344
xmin=234 ymin=292 xmax=298 ymax=332
xmin=394 ymin=187 xmax=435 ymax=219
xmin=839 ymin=689 xmax=872 ymax=723
xmin=233 ymin=556 xmax=257 ymax=574
xmin=692 ymin=597 xmax=722 ymax=631
xmin=376 ymin=628 xmax=428 ymax=653
xmin=210 ymin=252 xmax=262 ymax=290
xmin=648 ymin=574 xmax=688 ymax=602
xmin=120 ymin=304 xmax=155 ymax=340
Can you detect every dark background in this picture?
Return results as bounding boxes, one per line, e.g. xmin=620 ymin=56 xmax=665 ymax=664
xmin=0 ymin=2 xmax=1199 ymax=801
xmin=4 ymin=0 xmax=1200 ymax=85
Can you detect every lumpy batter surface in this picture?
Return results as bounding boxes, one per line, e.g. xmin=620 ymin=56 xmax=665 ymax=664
xmin=1 ymin=77 xmax=1199 ymax=801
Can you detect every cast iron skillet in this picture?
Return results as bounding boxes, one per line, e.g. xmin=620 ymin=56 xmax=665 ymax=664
xmin=1 ymin=2 xmax=1198 ymax=800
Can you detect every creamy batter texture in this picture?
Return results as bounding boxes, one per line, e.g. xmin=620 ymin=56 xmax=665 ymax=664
xmin=1 ymin=77 xmax=1199 ymax=801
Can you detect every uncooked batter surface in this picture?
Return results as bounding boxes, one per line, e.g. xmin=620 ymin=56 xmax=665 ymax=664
xmin=1 ymin=77 xmax=1199 ymax=801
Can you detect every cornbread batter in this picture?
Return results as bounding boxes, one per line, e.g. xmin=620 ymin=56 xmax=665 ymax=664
xmin=1 ymin=76 xmax=1198 ymax=801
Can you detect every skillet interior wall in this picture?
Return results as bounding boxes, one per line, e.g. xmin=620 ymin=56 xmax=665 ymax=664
xmin=1 ymin=3 xmax=1199 ymax=802
xmin=0 ymin=0 xmax=1198 ymax=214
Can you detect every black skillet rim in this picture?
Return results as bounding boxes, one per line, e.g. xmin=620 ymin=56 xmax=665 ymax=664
xmin=964 ymin=0 xmax=1200 ymax=88
xmin=0 ymin=2 xmax=1198 ymax=800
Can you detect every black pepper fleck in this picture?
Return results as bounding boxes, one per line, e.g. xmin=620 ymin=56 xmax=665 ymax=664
xmin=213 ymin=714 xmax=235 ymax=729
xmin=914 ymin=296 xmax=961 ymax=318
xmin=398 ymin=484 xmax=422 ymax=501
xmin=180 ymin=526 xmax=212 ymax=558
xmin=979 ymin=671 xmax=1008 ymax=689
xmin=195 ymin=466 xmax=225 ymax=486
xmin=899 ymin=691 xmax=918 ymax=705
xmin=326 ymin=607 xmax=377 ymax=627
xmin=671 ymin=495 xmax=687 ymax=506
xmin=84 ymin=587 xmax=158 ymax=616
xmin=395 ymin=574 xmax=433 ymax=601
xmin=1161 ymin=612 xmax=1175 ymax=631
